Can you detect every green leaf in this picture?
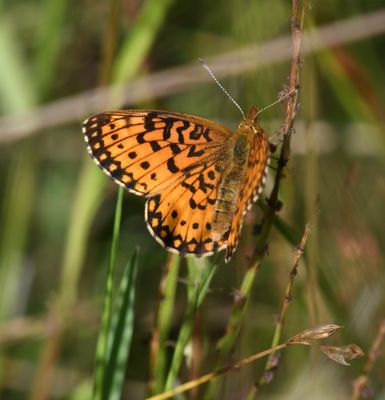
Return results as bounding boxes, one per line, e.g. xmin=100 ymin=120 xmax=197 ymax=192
xmin=104 ymin=249 xmax=139 ymax=400
xmin=93 ymin=187 xmax=124 ymax=400
xmin=164 ymin=258 xmax=217 ymax=390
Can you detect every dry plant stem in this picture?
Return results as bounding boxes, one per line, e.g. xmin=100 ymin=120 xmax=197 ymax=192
xmin=0 ymin=302 xmax=97 ymax=343
xmin=252 ymin=0 xmax=305 ymax=264
xmin=258 ymin=223 xmax=311 ymax=387
xmin=233 ymin=3 xmax=306 ymax=397
xmin=29 ymin=312 xmax=63 ymax=400
xmin=146 ymin=343 xmax=288 ymax=400
xmin=220 ymin=0 xmax=306 ymax=356
xmin=147 ymin=324 xmax=343 ymax=400
xmin=352 ymin=319 xmax=385 ymax=400
xmin=209 ymin=4 xmax=306 ymax=398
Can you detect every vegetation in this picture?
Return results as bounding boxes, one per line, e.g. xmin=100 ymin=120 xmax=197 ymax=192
xmin=0 ymin=1 xmax=384 ymax=399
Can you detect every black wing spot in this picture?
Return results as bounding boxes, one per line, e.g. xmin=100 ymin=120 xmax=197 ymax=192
xmin=195 ymin=243 xmax=208 ymax=255
xmin=187 ymin=145 xmax=205 ymax=158
xmin=111 ymin=133 xmax=119 ymax=140
xmin=150 ymin=172 xmax=157 ymax=180
xmin=170 ymin=143 xmax=182 ymax=154
xmin=176 ymin=121 xmax=189 ymax=143
xmin=128 ymin=151 xmax=137 ymax=159
xmin=192 ymin=222 xmax=199 ymax=230
xmin=101 ymin=115 xmax=111 ymax=124
xmin=118 ymin=143 xmax=124 ymax=149
xmin=140 ymin=161 xmax=150 ymax=170
xmin=144 ymin=112 xmax=157 ymax=131
xmin=181 ymin=180 xmax=196 ymax=194
xmin=163 ymin=119 xmax=173 ymax=140
xmin=207 ymin=170 xmax=215 ymax=180
xmin=171 ymin=210 xmax=178 ymax=218
xmin=180 ymin=220 xmax=187 ymax=226
xmin=198 ymin=174 xmax=214 ymax=193
xmin=150 ymin=141 xmax=162 ymax=152
xmin=111 ymin=166 xmax=123 ymax=179
xmin=178 ymin=243 xmax=190 ymax=255
xmin=189 ymin=124 xmax=202 ymax=140
xmin=92 ymin=146 xmax=105 ymax=158
xmin=203 ymin=128 xmax=212 ymax=142
xmin=137 ymin=133 xmax=146 ymax=143
xmin=167 ymin=158 xmax=179 ymax=173
xmin=189 ymin=198 xmax=197 ymax=209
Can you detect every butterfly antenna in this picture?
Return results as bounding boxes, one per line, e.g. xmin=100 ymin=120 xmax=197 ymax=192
xmin=199 ymin=58 xmax=246 ymax=120
xmin=256 ymin=87 xmax=297 ymax=116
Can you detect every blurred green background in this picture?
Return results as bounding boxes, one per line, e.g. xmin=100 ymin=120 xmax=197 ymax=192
xmin=0 ymin=0 xmax=384 ymax=399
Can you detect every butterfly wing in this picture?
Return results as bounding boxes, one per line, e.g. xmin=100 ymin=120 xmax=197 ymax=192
xmin=145 ymin=158 xmax=227 ymax=256
xmin=224 ymin=130 xmax=270 ymax=262
xmin=83 ymin=110 xmax=233 ymax=257
xmin=83 ymin=110 xmax=231 ymax=196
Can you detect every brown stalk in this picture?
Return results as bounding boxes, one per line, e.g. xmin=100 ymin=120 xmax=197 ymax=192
xmin=205 ymin=4 xmax=307 ymax=398
xmin=248 ymin=0 xmax=306 ymax=266
xmin=146 ymin=324 xmax=345 ymax=400
xmin=257 ymin=223 xmax=311 ymax=389
xmin=352 ymin=319 xmax=385 ymax=400
xmin=0 ymin=302 xmax=97 ymax=344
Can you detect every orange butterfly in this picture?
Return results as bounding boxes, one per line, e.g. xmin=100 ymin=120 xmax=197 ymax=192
xmin=83 ymin=106 xmax=269 ymax=262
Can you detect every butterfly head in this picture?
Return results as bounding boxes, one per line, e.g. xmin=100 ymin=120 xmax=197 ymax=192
xmin=238 ymin=105 xmax=263 ymax=135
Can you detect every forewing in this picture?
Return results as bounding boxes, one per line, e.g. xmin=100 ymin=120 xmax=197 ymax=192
xmin=225 ymin=132 xmax=270 ymax=262
xmin=83 ymin=110 xmax=232 ymax=196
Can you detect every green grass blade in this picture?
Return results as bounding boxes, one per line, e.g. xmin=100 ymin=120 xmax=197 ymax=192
xmin=164 ymin=259 xmax=217 ymax=391
xmin=317 ymin=48 xmax=375 ymax=122
xmin=33 ymin=0 xmax=68 ymax=98
xmin=0 ymin=145 xmax=37 ymax=322
xmin=194 ymin=260 xmax=218 ymax=308
xmin=93 ymin=187 xmax=124 ymax=400
xmin=0 ymin=15 xmax=37 ymax=322
xmin=112 ymin=0 xmax=176 ymax=83
xmin=215 ymin=264 xmax=259 ymax=356
xmin=0 ymin=17 xmax=37 ymax=112
xmin=103 ymin=248 xmax=139 ymax=400
xmin=204 ymin=262 xmax=262 ymax=399
xmin=152 ymin=254 xmax=181 ymax=394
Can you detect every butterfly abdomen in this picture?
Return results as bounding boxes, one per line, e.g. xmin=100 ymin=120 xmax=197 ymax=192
xmin=212 ymin=134 xmax=250 ymax=241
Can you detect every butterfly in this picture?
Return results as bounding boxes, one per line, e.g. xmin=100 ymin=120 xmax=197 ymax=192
xmin=83 ymin=106 xmax=269 ymax=263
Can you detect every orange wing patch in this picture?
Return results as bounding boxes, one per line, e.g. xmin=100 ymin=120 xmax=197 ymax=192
xmin=145 ymin=160 xmax=226 ymax=256
xmin=83 ymin=111 xmax=229 ymax=196
xmin=83 ymin=107 xmax=270 ymax=262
